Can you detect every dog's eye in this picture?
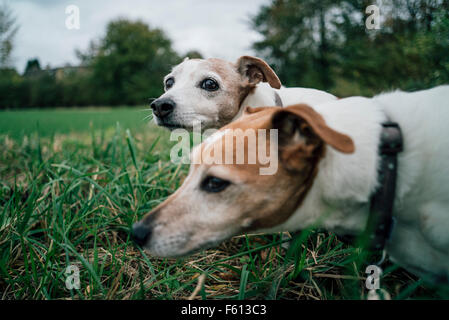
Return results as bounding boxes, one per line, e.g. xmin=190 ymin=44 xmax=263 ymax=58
xmin=200 ymin=78 xmax=219 ymax=91
xmin=201 ymin=176 xmax=230 ymax=193
xmin=165 ymin=77 xmax=174 ymax=89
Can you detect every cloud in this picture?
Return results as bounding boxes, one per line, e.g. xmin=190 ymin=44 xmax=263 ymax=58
xmin=8 ymin=0 xmax=270 ymax=72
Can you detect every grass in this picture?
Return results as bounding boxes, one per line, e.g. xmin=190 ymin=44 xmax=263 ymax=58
xmin=1 ymin=108 xmax=448 ymax=300
xmin=0 ymin=107 xmax=151 ymax=139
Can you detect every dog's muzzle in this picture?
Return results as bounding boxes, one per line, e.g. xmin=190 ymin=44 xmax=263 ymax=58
xmin=131 ymin=222 xmax=152 ymax=247
xmin=150 ymin=98 xmax=176 ymax=119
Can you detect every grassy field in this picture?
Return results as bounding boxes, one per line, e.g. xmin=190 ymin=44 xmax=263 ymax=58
xmin=0 ymin=107 xmax=152 ymax=139
xmin=0 ymin=108 xmax=448 ymax=300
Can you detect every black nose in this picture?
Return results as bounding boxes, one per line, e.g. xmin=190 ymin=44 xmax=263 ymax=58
xmin=131 ymin=222 xmax=152 ymax=247
xmin=150 ymin=98 xmax=175 ymax=118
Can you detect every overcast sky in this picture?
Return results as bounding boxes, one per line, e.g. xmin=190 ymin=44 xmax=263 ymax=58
xmin=8 ymin=0 xmax=271 ymax=72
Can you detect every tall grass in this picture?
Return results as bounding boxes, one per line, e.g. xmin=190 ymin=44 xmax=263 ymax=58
xmin=0 ymin=109 xmax=448 ymax=300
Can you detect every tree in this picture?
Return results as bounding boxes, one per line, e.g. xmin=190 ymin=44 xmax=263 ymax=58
xmin=183 ymin=50 xmax=204 ymax=59
xmin=24 ymin=58 xmax=41 ymax=76
xmin=86 ymin=19 xmax=180 ymax=105
xmin=1 ymin=18 xmax=185 ymax=108
xmin=251 ymin=0 xmax=449 ymax=97
xmin=0 ymin=3 xmax=19 ymax=68
xmin=335 ymin=0 xmax=449 ymax=93
xmin=251 ymin=0 xmax=341 ymax=91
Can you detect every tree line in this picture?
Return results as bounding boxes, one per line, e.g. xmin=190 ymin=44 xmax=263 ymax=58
xmin=251 ymin=0 xmax=449 ymax=96
xmin=0 ymin=0 xmax=448 ymax=109
xmin=0 ymin=16 xmax=190 ymax=109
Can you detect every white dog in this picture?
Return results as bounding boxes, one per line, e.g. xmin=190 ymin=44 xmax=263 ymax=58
xmin=134 ymin=85 xmax=449 ymax=283
xmin=150 ymin=56 xmax=336 ymax=130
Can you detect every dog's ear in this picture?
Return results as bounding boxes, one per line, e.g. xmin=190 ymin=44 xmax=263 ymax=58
xmin=272 ymin=104 xmax=354 ymax=170
xmin=236 ymin=56 xmax=281 ymax=89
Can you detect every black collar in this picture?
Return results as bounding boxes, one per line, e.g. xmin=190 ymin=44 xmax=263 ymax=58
xmin=341 ymin=121 xmax=403 ymax=259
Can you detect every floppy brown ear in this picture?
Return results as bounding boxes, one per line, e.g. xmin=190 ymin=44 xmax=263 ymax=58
xmin=272 ymin=104 xmax=354 ymax=169
xmin=236 ymin=56 xmax=281 ymax=89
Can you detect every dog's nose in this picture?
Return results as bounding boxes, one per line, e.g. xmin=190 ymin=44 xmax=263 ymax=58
xmin=150 ymin=98 xmax=175 ymax=118
xmin=131 ymin=222 xmax=152 ymax=247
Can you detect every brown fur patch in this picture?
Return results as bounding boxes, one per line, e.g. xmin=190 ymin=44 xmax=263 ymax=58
xmin=236 ymin=56 xmax=282 ymax=89
xmin=134 ymin=104 xmax=356 ymax=258
xmin=196 ymin=106 xmax=326 ymax=229
xmin=273 ymin=104 xmax=355 ymax=154
xmin=205 ymin=58 xmax=253 ymax=126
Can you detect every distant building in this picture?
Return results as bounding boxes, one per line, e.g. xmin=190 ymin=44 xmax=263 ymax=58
xmin=23 ymin=59 xmax=90 ymax=80
xmin=47 ymin=65 xmax=90 ymax=81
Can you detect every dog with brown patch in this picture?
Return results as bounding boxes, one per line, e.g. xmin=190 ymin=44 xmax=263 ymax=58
xmin=150 ymin=55 xmax=336 ymax=130
xmin=134 ymin=85 xmax=449 ymax=283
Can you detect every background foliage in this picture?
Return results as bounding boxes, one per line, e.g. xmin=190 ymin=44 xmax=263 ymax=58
xmin=1 ymin=0 xmax=448 ymax=108
xmin=0 ymin=19 xmax=182 ymax=109
xmin=251 ymin=0 xmax=449 ymax=96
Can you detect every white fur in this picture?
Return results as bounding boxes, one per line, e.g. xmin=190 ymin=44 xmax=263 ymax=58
xmin=270 ymin=85 xmax=449 ymax=282
xmin=155 ymin=58 xmax=337 ymax=130
xmin=234 ymin=82 xmax=338 ymax=120
xmin=157 ymin=60 xmax=224 ymax=128
xmin=140 ymin=85 xmax=449 ymax=282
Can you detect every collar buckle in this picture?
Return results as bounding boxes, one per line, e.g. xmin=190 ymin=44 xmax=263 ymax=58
xmin=379 ymin=122 xmax=403 ymax=154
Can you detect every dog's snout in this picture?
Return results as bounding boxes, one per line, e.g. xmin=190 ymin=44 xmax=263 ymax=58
xmin=150 ymin=98 xmax=175 ymax=118
xmin=131 ymin=222 xmax=152 ymax=247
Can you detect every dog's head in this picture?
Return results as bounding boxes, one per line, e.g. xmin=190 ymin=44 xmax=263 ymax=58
xmin=132 ymin=104 xmax=354 ymax=257
xmin=150 ymin=56 xmax=281 ymax=130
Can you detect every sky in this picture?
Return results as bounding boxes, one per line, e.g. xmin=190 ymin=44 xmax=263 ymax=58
xmin=8 ymin=0 xmax=271 ymax=73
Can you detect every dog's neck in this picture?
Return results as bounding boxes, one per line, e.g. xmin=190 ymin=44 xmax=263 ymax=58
xmin=234 ymin=83 xmax=338 ymax=123
xmin=272 ymin=97 xmax=389 ymax=236
xmin=233 ymin=83 xmax=279 ymax=121
xmin=235 ymin=88 xmax=389 ymax=236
